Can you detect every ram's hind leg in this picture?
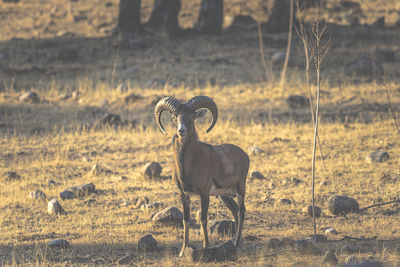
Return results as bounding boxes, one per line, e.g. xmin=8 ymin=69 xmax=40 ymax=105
xmin=235 ymin=192 xmax=245 ymax=247
xmin=220 ymin=195 xmax=239 ymax=237
xmin=200 ymin=193 xmax=210 ymax=248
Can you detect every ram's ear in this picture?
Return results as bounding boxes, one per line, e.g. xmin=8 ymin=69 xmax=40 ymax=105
xmin=195 ymin=109 xmax=207 ymax=119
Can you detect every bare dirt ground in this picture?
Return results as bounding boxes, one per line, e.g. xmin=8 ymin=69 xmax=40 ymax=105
xmin=1 ymin=0 xmax=400 ymax=266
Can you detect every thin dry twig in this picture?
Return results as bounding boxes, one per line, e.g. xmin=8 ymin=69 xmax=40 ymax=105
xmin=361 ymin=199 xmax=400 ymax=212
xmin=295 ymin=0 xmax=326 ymax=173
xmin=257 ymin=22 xmax=273 ymax=122
xmin=382 ymin=77 xmax=400 ymax=136
xmin=280 ymin=0 xmax=294 ymax=87
xmin=310 ymin=16 xmax=330 ymax=241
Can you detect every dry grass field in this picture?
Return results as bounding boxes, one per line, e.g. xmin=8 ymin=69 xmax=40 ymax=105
xmin=1 ymin=0 xmax=400 ymax=266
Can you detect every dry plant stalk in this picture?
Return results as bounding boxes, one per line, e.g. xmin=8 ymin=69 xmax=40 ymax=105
xmin=257 ymin=22 xmax=274 ymax=121
xmin=382 ymin=78 xmax=400 ymax=136
xmin=280 ymin=0 xmax=294 ymax=87
xmin=295 ymin=0 xmax=326 ymax=173
xmin=309 ymin=17 xmax=330 ymax=241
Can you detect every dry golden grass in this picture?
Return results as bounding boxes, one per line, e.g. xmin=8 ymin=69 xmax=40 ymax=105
xmin=1 ymin=0 xmax=400 ymax=266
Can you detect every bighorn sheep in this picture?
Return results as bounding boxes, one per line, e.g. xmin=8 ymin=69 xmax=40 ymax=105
xmin=155 ymin=96 xmax=249 ymax=257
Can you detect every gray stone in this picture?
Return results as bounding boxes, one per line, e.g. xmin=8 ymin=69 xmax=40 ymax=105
xmin=366 ymin=151 xmax=389 ymax=163
xmin=138 ymin=234 xmax=158 ymax=251
xmin=328 ymin=196 xmax=359 ymax=215
xmin=248 ymin=146 xmax=265 ymax=156
xmin=280 ymin=198 xmax=292 ymax=205
xmin=325 ymin=228 xmax=339 ymax=235
xmin=96 ymin=113 xmax=123 ymax=128
xmin=152 ymin=207 xmax=183 ymax=228
xmin=48 ymin=239 xmax=70 ymax=249
xmin=339 ymin=261 xmax=384 ymax=267
xmin=287 ymin=95 xmax=309 ymax=109
xmin=321 ymin=249 xmax=338 ymax=265
xmin=19 ymin=92 xmax=40 ymax=104
xmin=142 ymin=162 xmax=162 ymax=179
xmin=295 ymin=238 xmax=320 ymax=255
xmin=66 ymin=183 xmax=96 ymax=197
xmin=250 ymin=171 xmax=265 ymax=180
xmin=271 ymin=52 xmax=285 ymax=64
xmin=184 ymin=240 xmax=237 ymax=263
xmin=47 ymin=199 xmax=64 ymax=215
xmin=302 ymin=205 xmax=322 ymax=218
xmin=48 ymin=180 xmax=57 ymax=186
xmin=141 ymin=202 xmax=162 ymax=211
xmin=345 ymin=57 xmax=384 ymax=77
xmin=2 ymin=171 xmax=20 ymax=182
xmin=91 ymin=163 xmax=113 ymax=176
xmin=29 ymin=190 xmax=47 ymax=201
xmin=210 ymin=220 xmax=235 ymax=237
xmin=59 ymin=190 xmax=75 ymax=200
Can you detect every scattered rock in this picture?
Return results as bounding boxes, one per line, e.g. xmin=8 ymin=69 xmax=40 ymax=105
xmin=2 ymin=171 xmax=21 ymax=182
xmin=302 ymin=206 xmax=322 ymax=218
xmin=280 ymin=198 xmax=292 ymax=205
xmin=29 ymin=190 xmax=47 ymax=201
xmin=59 ymin=190 xmax=75 ymax=200
xmin=328 ymin=195 xmax=359 ymax=215
xmin=47 ymin=199 xmax=64 ymax=215
xmin=210 ymin=220 xmax=235 ymax=237
xmin=91 ymin=163 xmax=113 ymax=176
xmin=19 ymin=91 xmax=40 ymax=104
xmin=196 ymin=0 xmax=223 ymax=35
xmin=339 ymin=261 xmax=385 ymax=267
xmin=152 ymin=207 xmax=183 ymax=228
xmin=124 ymin=93 xmax=143 ymax=103
xmin=96 ymin=113 xmax=123 ymax=128
xmin=366 ymin=151 xmax=389 ymax=163
xmin=295 ymin=238 xmax=320 ymax=255
xmin=248 ymin=146 xmax=265 ymax=156
xmin=141 ymin=202 xmax=162 ymax=211
xmin=372 ymin=16 xmax=385 ymax=28
xmin=342 ymin=243 xmax=359 ymax=253
xmin=282 ymin=177 xmax=302 ymax=186
xmin=141 ymin=162 xmax=162 ymax=179
xmin=65 ymin=183 xmax=96 ymax=198
xmin=287 ymin=95 xmax=309 ymax=109
xmin=250 ymin=171 xmax=265 ymax=180
xmin=183 ymin=240 xmax=237 ymax=263
xmin=48 ymin=180 xmax=57 ymax=186
xmin=138 ymin=234 xmax=158 ymax=251
xmin=271 ymin=137 xmax=290 ymax=143
xmin=321 ymin=249 xmax=338 ymax=265
xmin=373 ymin=48 xmax=396 ymax=62
xmin=134 ymin=196 xmax=150 ymax=208
xmin=345 ymin=57 xmax=384 ymax=78
xmin=48 ymin=239 xmax=70 ymax=249
xmin=271 ymin=52 xmax=285 ymax=65
xmin=325 ymin=228 xmax=339 ymax=235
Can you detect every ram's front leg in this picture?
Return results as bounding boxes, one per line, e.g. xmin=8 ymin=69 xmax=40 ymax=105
xmin=179 ymin=194 xmax=190 ymax=257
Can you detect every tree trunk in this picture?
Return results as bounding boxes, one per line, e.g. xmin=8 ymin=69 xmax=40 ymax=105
xmin=197 ymin=0 xmax=223 ymax=35
xmin=118 ymin=0 xmax=141 ymax=33
xmin=146 ymin=0 xmax=181 ymax=30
